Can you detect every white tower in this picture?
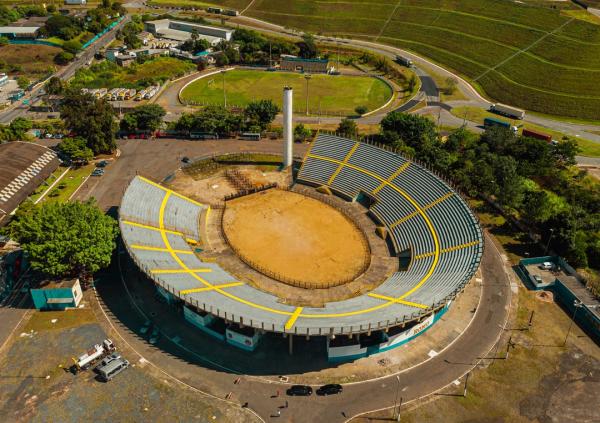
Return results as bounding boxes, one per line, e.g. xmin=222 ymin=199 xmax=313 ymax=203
xmin=283 ymin=86 xmax=293 ymax=168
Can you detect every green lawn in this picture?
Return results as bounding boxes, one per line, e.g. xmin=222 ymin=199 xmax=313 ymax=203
xmin=40 ymin=164 xmax=95 ymax=204
xmin=450 ymin=106 xmax=600 ymax=158
xmin=198 ymin=0 xmax=600 ymax=120
xmin=180 ymin=69 xmax=393 ymax=115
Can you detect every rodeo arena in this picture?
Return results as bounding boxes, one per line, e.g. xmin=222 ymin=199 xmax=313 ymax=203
xmin=118 ymin=86 xmax=484 ymax=362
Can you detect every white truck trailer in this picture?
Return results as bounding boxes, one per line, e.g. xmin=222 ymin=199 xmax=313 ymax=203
xmin=490 ymin=103 xmax=525 ymax=120
xmin=73 ymin=339 xmax=115 ymax=371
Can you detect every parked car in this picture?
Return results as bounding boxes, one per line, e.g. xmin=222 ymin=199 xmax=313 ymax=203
xmin=538 ymin=262 xmax=554 ymax=270
xmin=96 ymin=160 xmax=108 ymax=168
xmin=286 ymin=385 xmax=312 ymax=396
xmin=533 ymin=275 xmax=543 ymax=284
xmin=91 ymin=169 xmax=104 ymax=177
xmin=316 ymin=384 xmax=343 ymax=396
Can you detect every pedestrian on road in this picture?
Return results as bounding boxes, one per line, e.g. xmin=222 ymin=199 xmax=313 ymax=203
xmin=276 ymin=390 xmax=280 ymax=397
xmin=277 ymin=410 xmax=281 ymax=417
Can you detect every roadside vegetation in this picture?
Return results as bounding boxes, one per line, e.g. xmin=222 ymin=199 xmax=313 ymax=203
xmin=450 ymin=106 xmax=600 ymax=158
xmin=237 ymin=0 xmax=600 ymax=120
xmin=70 ymin=56 xmax=195 ymax=89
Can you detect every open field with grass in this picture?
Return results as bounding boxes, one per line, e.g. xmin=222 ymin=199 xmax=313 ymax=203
xmin=180 ymin=69 xmax=392 ymax=115
xmin=201 ymin=0 xmax=600 ymax=120
xmin=70 ymin=57 xmax=195 ymax=90
xmin=0 ymin=44 xmax=61 ymax=81
xmin=38 ymin=164 xmax=95 ymax=204
xmin=450 ymin=106 xmax=600 ymax=158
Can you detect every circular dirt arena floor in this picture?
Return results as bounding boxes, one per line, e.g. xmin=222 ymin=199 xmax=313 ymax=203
xmin=222 ymin=189 xmax=370 ymax=288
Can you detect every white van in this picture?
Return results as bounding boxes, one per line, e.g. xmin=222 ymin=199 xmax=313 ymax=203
xmin=97 ymin=358 xmax=129 ymax=382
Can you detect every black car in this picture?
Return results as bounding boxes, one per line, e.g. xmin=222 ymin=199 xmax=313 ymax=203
xmin=181 ymin=156 xmax=191 ymax=164
xmin=316 ymin=384 xmax=343 ymax=396
xmin=286 ymin=385 xmax=312 ymax=396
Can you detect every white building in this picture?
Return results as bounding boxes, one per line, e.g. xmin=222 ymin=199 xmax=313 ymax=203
xmin=144 ymin=19 xmax=233 ymax=46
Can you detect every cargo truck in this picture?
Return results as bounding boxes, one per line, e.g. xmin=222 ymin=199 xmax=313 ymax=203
xmin=395 ymin=55 xmax=413 ymax=67
xmin=73 ymin=339 xmax=115 ymax=372
xmin=484 ymin=117 xmax=517 ymax=133
xmin=522 ymin=128 xmax=552 ymax=143
xmin=490 ymin=103 xmax=525 ymax=120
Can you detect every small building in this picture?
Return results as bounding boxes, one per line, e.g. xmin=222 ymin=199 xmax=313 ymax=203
xmin=30 ymin=278 xmax=83 ymax=310
xmin=144 ymin=19 xmax=233 ymax=46
xmin=0 ymin=26 xmax=41 ymax=39
xmin=280 ymin=56 xmax=329 ymax=73
xmin=64 ymin=0 xmax=87 ymax=4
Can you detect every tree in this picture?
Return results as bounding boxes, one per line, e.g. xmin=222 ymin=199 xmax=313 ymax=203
xmin=298 ymin=33 xmax=318 ymax=59
xmin=215 ymin=53 xmax=229 ymax=67
xmin=45 ymin=76 xmax=64 ymax=95
xmin=0 ymin=36 xmax=8 ymax=46
xmin=444 ymin=77 xmax=458 ymax=95
xmin=380 ymin=112 xmax=437 ymax=149
xmin=57 ymin=137 xmax=94 ymax=163
xmin=337 ymin=118 xmax=358 ymax=138
xmin=173 ymin=106 xmax=243 ymax=135
xmin=60 ymin=91 xmax=116 ymax=154
xmin=553 ymin=137 xmax=579 ymax=168
xmin=6 ymin=200 xmax=118 ymax=277
xmin=492 ymin=155 xmax=524 ymax=209
xmin=120 ymin=104 xmax=166 ymax=132
xmin=355 ymin=105 xmax=368 ymax=116
xmin=16 ymin=76 xmax=29 ymax=90
xmin=245 ymin=100 xmax=278 ymax=130
xmin=54 ymin=51 xmax=74 ymax=65
xmin=293 ymin=123 xmax=312 ymax=142
xmin=62 ymin=39 xmax=82 ymax=54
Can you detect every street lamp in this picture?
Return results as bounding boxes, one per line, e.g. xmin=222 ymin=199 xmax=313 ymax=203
xmin=304 ymin=73 xmax=312 ymax=116
xmin=221 ymin=70 xmax=227 ymax=108
xmin=544 ymin=228 xmax=554 ymax=255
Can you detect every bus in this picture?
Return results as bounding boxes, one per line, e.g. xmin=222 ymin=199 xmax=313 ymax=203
xmin=239 ymin=132 xmax=261 ymax=141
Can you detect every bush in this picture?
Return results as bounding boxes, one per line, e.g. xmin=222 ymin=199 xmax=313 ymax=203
xmin=62 ymin=40 xmax=82 ymax=55
xmin=55 ymin=51 xmax=74 ymax=65
xmin=355 ymin=105 xmax=368 ymax=116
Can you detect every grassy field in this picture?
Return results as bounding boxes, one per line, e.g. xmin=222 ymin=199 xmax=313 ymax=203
xmin=199 ymin=0 xmax=600 ymax=120
xmin=38 ymin=164 xmax=95 ymax=204
xmin=180 ymin=69 xmax=393 ymax=115
xmin=450 ymin=105 xmax=600 ymax=158
xmin=0 ymin=44 xmax=61 ymax=81
xmin=70 ymin=57 xmax=196 ymax=89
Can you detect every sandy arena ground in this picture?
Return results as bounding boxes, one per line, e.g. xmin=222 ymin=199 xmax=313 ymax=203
xmin=222 ymin=189 xmax=369 ymax=288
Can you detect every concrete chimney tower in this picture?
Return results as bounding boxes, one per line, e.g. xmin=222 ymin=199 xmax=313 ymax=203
xmin=283 ymin=86 xmax=293 ymax=168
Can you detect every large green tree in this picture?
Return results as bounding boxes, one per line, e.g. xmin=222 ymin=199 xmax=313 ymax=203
xmin=61 ymin=91 xmax=117 ymax=154
xmin=120 ymin=104 xmax=165 ymax=132
xmin=7 ymin=200 xmax=118 ymax=277
xmin=244 ymin=100 xmax=278 ymax=130
xmin=380 ymin=112 xmax=437 ymax=149
xmin=57 ymin=137 xmax=93 ymax=163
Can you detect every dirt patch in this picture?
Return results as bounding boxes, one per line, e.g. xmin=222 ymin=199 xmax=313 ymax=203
xmin=535 ymin=290 xmax=554 ymax=303
xmin=222 ymin=189 xmax=370 ymax=288
xmin=167 ymin=165 xmax=290 ymax=205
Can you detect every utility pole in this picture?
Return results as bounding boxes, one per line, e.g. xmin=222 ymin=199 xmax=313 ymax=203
xmin=563 ymin=300 xmax=582 ymax=346
xmin=304 ymin=73 xmax=311 ymax=116
xmin=544 ymin=228 xmax=554 ymax=255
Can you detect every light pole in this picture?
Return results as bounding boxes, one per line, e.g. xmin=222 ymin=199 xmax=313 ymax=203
xmin=563 ymin=300 xmax=582 ymax=346
xmin=393 ymin=375 xmax=401 ymax=421
xmin=544 ymin=228 xmax=554 ymax=255
xmin=304 ymin=73 xmax=311 ymax=116
xmin=221 ymin=70 xmax=227 ymax=108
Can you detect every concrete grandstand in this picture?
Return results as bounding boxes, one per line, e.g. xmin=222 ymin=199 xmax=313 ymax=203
xmin=119 ymin=134 xmax=483 ymax=361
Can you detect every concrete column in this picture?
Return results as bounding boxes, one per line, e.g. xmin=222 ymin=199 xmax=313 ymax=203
xmin=283 ymin=86 xmax=293 ymax=168
xmin=288 ymin=333 xmax=293 ymax=355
